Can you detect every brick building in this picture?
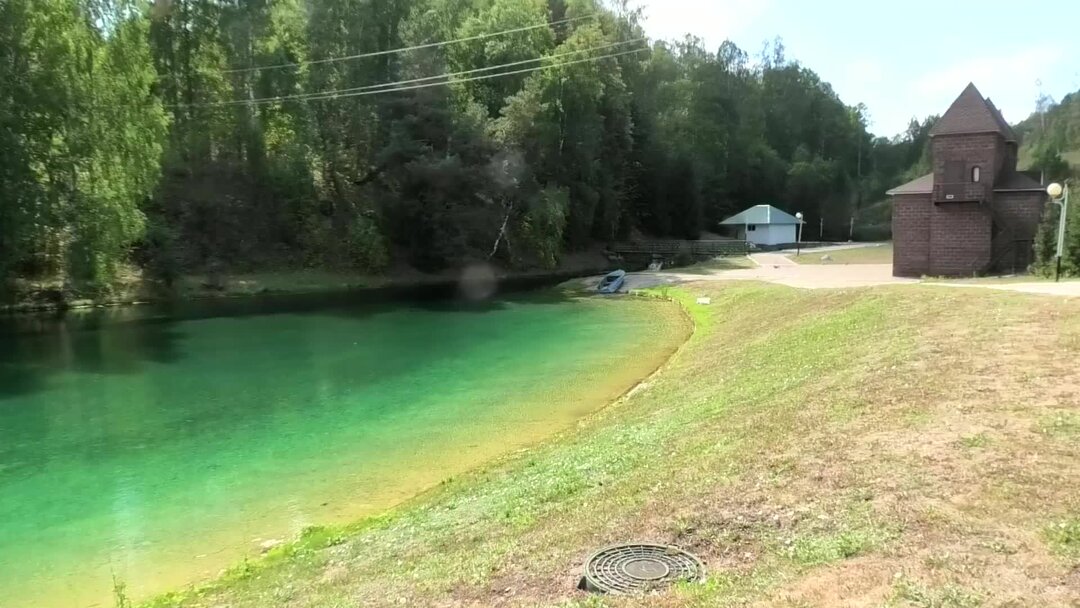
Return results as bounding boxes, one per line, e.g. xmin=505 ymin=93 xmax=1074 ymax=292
xmin=887 ymin=83 xmax=1046 ymax=277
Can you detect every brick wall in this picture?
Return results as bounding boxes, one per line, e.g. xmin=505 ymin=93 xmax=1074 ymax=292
xmin=993 ymin=191 xmax=1045 ymax=240
xmin=892 ymin=194 xmax=932 ymax=277
xmin=932 ymin=133 xmax=1003 ymax=191
xmin=991 ymin=190 xmax=1046 ymax=272
xmin=929 ymin=203 xmax=991 ymax=276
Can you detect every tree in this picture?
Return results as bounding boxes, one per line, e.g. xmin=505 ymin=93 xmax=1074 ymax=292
xmin=0 ymin=0 xmax=166 ymax=289
xmin=1033 ymin=202 xmax=1060 ymax=276
xmin=1031 ymin=144 xmax=1070 ymax=184
xmin=448 ymin=0 xmax=554 ymax=116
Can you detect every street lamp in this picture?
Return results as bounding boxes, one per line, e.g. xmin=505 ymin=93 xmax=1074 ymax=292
xmin=795 ymin=212 xmax=805 ymax=256
xmin=1047 ymin=181 xmax=1070 ymax=282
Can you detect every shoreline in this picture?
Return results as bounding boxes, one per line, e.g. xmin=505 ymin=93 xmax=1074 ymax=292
xmin=130 ymin=290 xmax=695 ymax=608
xmin=0 ymin=267 xmax=619 ymax=335
xmin=0 ymin=253 xmax=619 ymax=316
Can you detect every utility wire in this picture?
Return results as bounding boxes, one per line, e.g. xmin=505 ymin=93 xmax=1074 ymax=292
xmin=170 ymin=47 xmax=648 ymax=109
xmin=287 ymin=47 xmax=647 ymax=103
xmin=220 ymin=13 xmax=598 ymax=75
xmin=186 ymin=38 xmax=645 ymax=108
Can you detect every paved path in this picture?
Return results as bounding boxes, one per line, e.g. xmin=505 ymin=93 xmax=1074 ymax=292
xmin=748 ymin=252 xmax=798 ymax=267
xmin=775 ymin=243 xmax=887 ymax=255
xmin=609 ymin=255 xmax=1080 ymax=297
xmin=623 ymin=256 xmax=914 ymax=291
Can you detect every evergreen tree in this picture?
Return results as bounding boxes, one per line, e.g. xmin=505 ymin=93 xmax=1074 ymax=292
xmin=1065 ymin=187 xmax=1080 ymax=277
xmin=1033 ymin=202 xmax=1060 ymax=277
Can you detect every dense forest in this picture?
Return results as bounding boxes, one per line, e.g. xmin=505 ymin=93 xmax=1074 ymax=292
xmin=2 ymin=0 xmax=949 ymax=297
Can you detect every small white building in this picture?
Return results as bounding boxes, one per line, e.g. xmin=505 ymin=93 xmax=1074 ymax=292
xmin=719 ymin=204 xmax=802 ymax=247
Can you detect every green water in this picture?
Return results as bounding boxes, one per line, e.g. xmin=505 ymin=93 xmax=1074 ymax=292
xmin=0 ymin=293 xmax=686 ymax=607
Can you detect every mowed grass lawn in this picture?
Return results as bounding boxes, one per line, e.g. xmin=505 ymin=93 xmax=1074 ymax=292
xmin=678 ymin=255 xmax=758 ymax=274
xmin=151 ymin=283 xmax=1080 ymax=608
xmin=790 ymin=243 xmax=893 ymax=265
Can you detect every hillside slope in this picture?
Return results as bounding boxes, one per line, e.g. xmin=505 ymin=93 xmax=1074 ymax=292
xmin=1016 ymin=90 xmax=1080 ymax=170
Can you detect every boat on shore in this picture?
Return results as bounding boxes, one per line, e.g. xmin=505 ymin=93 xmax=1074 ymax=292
xmin=597 ymin=270 xmax=626 ymax=294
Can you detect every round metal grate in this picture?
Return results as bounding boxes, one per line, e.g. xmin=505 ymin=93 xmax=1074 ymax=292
xmin=581 ymin=543 xmax=705 ymax=594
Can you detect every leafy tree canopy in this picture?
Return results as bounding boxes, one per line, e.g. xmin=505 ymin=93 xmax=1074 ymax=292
xmin=0 ymin=0 xmax=954 ymax=295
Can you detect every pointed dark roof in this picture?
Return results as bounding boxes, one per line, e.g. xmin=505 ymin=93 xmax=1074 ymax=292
xmin=984 ymin=98 xmax=1017 ymax=142
xmin=929 ymin=83 xmax=1014 ymax=138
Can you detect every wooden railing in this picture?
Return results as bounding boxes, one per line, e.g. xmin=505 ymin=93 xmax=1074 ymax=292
xmin=608 ymin=240 xmax=750 ymax=258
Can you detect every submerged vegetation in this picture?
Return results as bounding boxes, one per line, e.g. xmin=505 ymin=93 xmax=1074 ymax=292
xmin=140 ymin=283 xmax=1080 ymax=606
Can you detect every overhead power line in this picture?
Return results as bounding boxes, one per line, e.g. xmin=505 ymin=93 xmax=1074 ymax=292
xmin=189 ymin=38 xmax=646 ymax=108
xmin=221 ymin=13 xmax=598 ymax=75
xmin=287 ymin=46 xmax=647 ymax=103
xmin=170 ymin=46 xmax=648 ymax=109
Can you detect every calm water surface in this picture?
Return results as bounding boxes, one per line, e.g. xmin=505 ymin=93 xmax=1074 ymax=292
xmin=0 ymin=292 xmax=687 ymax=607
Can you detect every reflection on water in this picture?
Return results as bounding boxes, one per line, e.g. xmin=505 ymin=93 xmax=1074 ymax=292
xmin=0 ymin=292 xmax=687 ymax=608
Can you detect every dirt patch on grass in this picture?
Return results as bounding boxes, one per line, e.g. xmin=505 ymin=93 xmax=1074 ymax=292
xmin=807 ymin=289 xmax=1080 ymax=606
xmin=767 ymin=557 xmax=898 ymax=607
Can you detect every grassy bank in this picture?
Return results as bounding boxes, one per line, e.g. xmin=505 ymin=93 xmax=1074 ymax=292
xmin=789 ymin=243 xmax=893 ymax=265
xmin=676 ymin=256 xmax=758 ymax=274
xmin=146 ymin=282 xmax=1080 ymax=607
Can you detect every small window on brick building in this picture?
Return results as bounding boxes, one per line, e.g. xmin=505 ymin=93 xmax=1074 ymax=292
xmin=971 ymin=166 xmax=981 ymax=183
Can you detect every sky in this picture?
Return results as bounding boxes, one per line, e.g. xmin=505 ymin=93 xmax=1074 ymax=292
xmin=634 ymin=0 xmax=1080 ymax=139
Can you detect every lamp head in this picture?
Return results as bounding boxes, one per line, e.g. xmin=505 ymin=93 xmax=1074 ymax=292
xmin=795 ymin=212 xmax=804 ymax=220
xmin=1047 ymin=182 xmax=1064 ymax=199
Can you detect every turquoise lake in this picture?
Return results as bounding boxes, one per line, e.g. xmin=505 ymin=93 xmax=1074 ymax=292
xmin=0 ymin=292 xmax=687 ymax=607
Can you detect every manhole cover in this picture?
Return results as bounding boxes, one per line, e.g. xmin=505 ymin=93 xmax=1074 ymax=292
xmin=581 ymin=543 xmax=705 ymax=594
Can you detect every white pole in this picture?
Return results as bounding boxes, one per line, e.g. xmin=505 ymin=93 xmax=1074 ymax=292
xmin=796 ymin=216 xmax=804 ymax=256
xmin=1056 ymin=185 xmax=1069 ymax=282
xmin=1056 ymin=185 xmax=1069 ymax=258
